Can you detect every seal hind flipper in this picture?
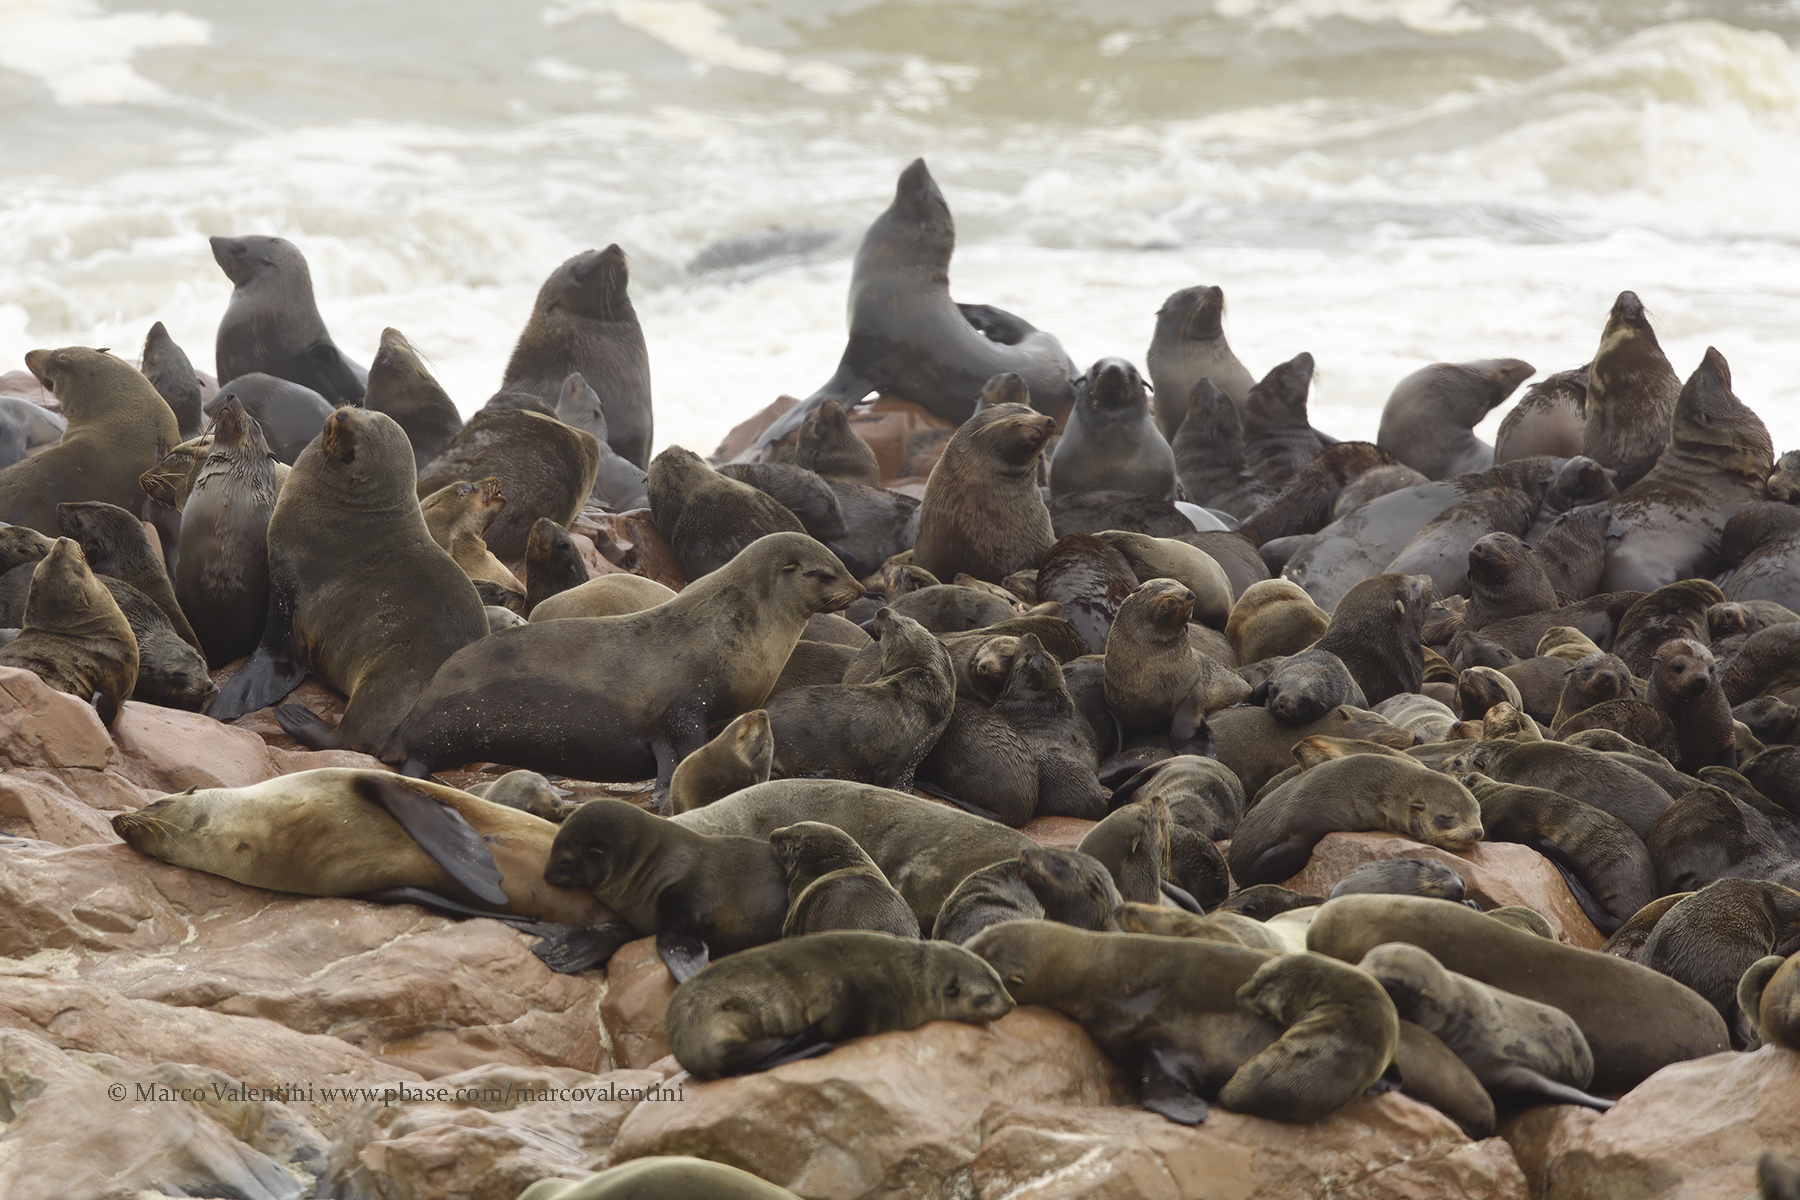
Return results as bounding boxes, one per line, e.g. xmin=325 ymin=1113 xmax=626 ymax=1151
xmin=531 ymin=920 xmax=640 ymax=974
xmin=274 ymin=702 xmax=339 ymax=750
xmin=1484 ymin=1062 xmax=1615 ymax=1112
xmin=356 ymin=886 xmax=561 ymax=935
xmin=657 ymin=929 xmax=711 ymax=982
xmin=1529 ymin=836 xmax=1623 ymax=936
xmin=1247 ymin=838 xmax=1313 ymax=887
xmin=1139 ymin=1046 xmax=1211 ymax=1125
xmin=723 ymin=1032 xmax=835 ymax=1076
xmin=352 ymin=774 xmax=509 ymax=906
xmin=1161 ymin=882 xmax=1205 ymax=914
xmin=90 ymin=690 xmax=118 ymax=728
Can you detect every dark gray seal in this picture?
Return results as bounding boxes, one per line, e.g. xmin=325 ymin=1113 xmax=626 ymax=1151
xmin=1723 ymin=502 xmax=1800 ymax=613
xmin=1145 ymin=284 xmax=1255 ymax=437
xmin=1242 ymin=352 xmax=1326 ymax=491
xmin=209 ymin=234 xmax=366 ymax=404
xmin=140 ymin=320 xmax=205 ymax=440
xmin=650 ymin=447 xmax=806 ymax=580
xmin=1377 ymin=358 xmax=1533 ymax=481
xmin=1583 ymin=291 xmax=1681 ymax=490
xmin=1172 ymin=378 xmax=1274 ymax=518
xmin=1049 ymin=357 xmax=1174 ymax=502
xmin=205 ymin=372 xmax=335 ymax=465
xmin=1494 ymin=365 xmax=1586 ymax=463
xmin=174 ymin=397 xmax=279 ymax=667
xmin=363 ymin=327 xmax=464 ymax=471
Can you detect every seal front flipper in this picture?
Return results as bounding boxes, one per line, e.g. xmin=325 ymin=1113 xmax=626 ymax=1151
xmin=1485 ymin=1062 xmax=1615 ymax=1112
xmin=1161 ymin=881 xmax=1205 ymax=914
xmin=957 ymin=303 xmax=1039 ymax=346
xmin=723 ymin=1032 xmax=834 ymax=1077
xmin=531 ymin=919 xmax=640 ymax=974
xmin=657 ymin=929 xmax=711 ymax=983
xmin=1246 ymin=838 xmax=1313 ymax=888
xmin=1529 ymin=836 xmax=1622 ymax=936
xmin=303 ymin=341 xmax=368 ymax=405
xmin=353 ymin=774 xmax=508 ymax=906
xmin=1139 ymin=1046 xmax=1210 ymax=1125
xmin=208 ymin=574 xmax=307 ymax=720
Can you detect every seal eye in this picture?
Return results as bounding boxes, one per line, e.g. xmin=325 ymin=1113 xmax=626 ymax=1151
xmin=944 ymin=981 xmax=960 ymax=999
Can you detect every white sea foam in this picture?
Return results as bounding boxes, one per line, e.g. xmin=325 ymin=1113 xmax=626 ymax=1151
xmin=0 ymin=0 xmax=208 ymax=106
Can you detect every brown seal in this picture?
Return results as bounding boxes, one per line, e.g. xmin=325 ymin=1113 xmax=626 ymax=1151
xmin=795 ymin=398 xmax=880 ymax=486
xmin=558 ymin=372 xmax=650 ymax=512
xmin=57 ymin=500 xmax=200 ymax=655
xmin=363 ymin=327 xmax=464 ymax=470
xmin=1551 ymin=652 xmax=1636 ymax=729
xmin=1376 ymin=358 xmax=1533 ymax=480
xmin=1208 ymin=703 xmax=1416 ymax=797
xmin=171 ymin=397 xmax=279 ymax=666
xmin=391 ymin=533 xmax=860 ymax=794
xmin=1253 ymin=649 xmax=1368 ymax=726
xmin=1739 ymin=952 xmax=1800 ymax=1051
xmin=1464 ymin=532 xmax=1558 ymax=629
xmin=529 ymin=574 xmax=675 ymax=622
xmin=1583 ymin=291 xmax=1681 ymax=489
xmin=914 ymin=697 xmax=1038 ymax=827
xmin=1330 ymin=463 xmax=1431 ymax=521
xmin=667 ymin=709 xmax=775 ymax=815
xmin=770 ymin=820 xmax=920 ymax=938
xmin=140 ymin=320 xmax=206 ymax=440
xmin=716 ymin=461 xmax=846 ymax=548
xmin=416 ymin=410 xmax=601 ymax=562
xmin=420 ymin=477 xmax=527 ymax=601
xmin=207 ymin=408 xmax=488 ymax=756
xmin=664 ymin=931 xmax=1013 ymax=1077
xmin=1310 ymin=573 xmax=1430 ymax=705
xmin=523 ymin=517 xmax=592 ymax=615
xmin=1770 ymin=450 xmax=1800 ymax=502
xmin=1 ymin=348 xmax=181 ymax=535
xmin=1225 ymin=578 xmax=1329 ymax=663
xmin=1093 ymin=530 xmax=1234 ymax=629
xmin=1611 ymin=579 xmax=1725 ymax=675
xmin=931 ymin=847 xmax=1124 ymax=944
xmin=1638 ymin=878 xmax=1800 ymax=1046
xmin=1241 ymin=352 xmax=1325 ymax=490
xmin=913 ymin=402 xmax=1056 ymax=584
xmin=1648 ymin=637 xmax=1737 ymax=771
xmin=0 ymin=537 xmax=138 ymax=724
xmin=1146 ymin=284 xmax=1255 ymax=436
xmin=1308 ymin=893 xmax=1730 ymax=1094
xmin=1326 ymin=859 xmax=1466 ymax=903
xmin=1723 ymin=501 xmax=1800 ymax=613
xmin=496 ymin=244 xmax=652 ymax=468
xmin=1237 ymin=441 xmax=1401 ymax=546
xmin=1531 ymin=501 xmax=1615 ymax=601
xmin=1171 ymin=379 xmax=1273 ymax=518
xmin=649 ymin=446 xmax=806 ymax=580
xmin=1035 ymin=533 xmax=1140 ymax=656
xmin=209 ymin=235 xmax=366 ymax=404
xmin=1602 ymin=348 xmax=1774 ymax=592
xmin=1104 ymin=578 xmax=1249 ymax=735
xmin=205 ymin=372 xmax=334 ymax=465
xmin=1494 ymin=365 xmax=1586 ymax=463
xmin=994 ymin=633 xmax=1107 ymax=819
xmin=1383 ymin=486 xmax=1535 ymax=601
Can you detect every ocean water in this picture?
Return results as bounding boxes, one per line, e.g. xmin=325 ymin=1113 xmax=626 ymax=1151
xmin=3 ymin=0 xmax=1799 ymax=457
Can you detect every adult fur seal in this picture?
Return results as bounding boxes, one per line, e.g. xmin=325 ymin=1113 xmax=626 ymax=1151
xmin=649 ymin=447 xmax=805 ymax=580
xmin=666 ymin=709 xmax=775 ymax=814
xmin=173 ymin=397 xmax=279 ymax=666
xmin=795 ymin=398 xmax=881 ymax=485
xmin=391 ymin=533 xmax=860 ymax=793
xmin=1146 ymin=284 xmax=1255 ymax=437
xmin=1242 ymin=352 xmax=1326 ymax=491
xmin=664 ymin=932 xmax=1013 ymax=1077
xmin=1495 ymin=366 xmax=1586 ymax=463
xmin=209 ymin=408 xmax=488 ymax=756
xmin=1253 ymin=649 xmax=1368 ymax=725
xmin=0 ymin=538 xmax=137 ymax=725
xmin=114 ymin=768 xmax=604 ymax=926
xmin=931 ymin=848 xmax=1124 ymax=944
xmin=994 ymin=633 xmax=1107 ymax=819
xmin=1583 ymin=291 xmax=1681 ymax=490
xmin=770 ymin=821 xmax=919 ymax=938
xmin=1376 ymin=359 xmax=1533 ymax=481
xmin=1464 ymin=532 xmax=1558 ymax=628
xmin=140 ymin=321 xmax=205 ymax=440
xmin=1050 ymin=358 xmax=1176 ymax=502
xmin=416 ymin=409 xmax=601 ymax=562
xmin=912 ymin=402 xmax=1057 ymax=584
xmin=1639 ymin=879 xmax=1800 ymax=1045
xmin=362 ymin=327 xmax=464 ymax=470
xmin=1 ymin=348 xmax=181 ymax=534
xmin=209 ymin=234 xmax=366 ymax=404
xmin=1172 ymin=378 xmax=1273 ymax=517
xmin=56 ymin=500 xmax=199 ymax=654
xmin=1308 ymin=893 xmax=1729 ymax=1094
xmin=496 ymin=244 xmax=652 ymax=468
xmin=1602 ymin=348 xmax=1774 ymax=593
xmin=1228 ymin=755 xmax=1483 ymax=886
xmin=759 ymin=159 xmax=1075 ymax=445
xmin=1723 ymin=501 xmax=1800 ymax=613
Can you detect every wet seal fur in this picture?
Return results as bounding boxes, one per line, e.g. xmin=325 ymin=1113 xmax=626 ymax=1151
xmin=174 ymin=397 xmax=279 ymax=667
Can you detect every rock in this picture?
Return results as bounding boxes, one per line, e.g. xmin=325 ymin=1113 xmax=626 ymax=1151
xmin=601 ymin=938 xmax=677 ymax=1071
xmin=605 ymin=1008 xmax=1129 ymax=1200
xmin=1506 ymin=1046 xmax=1798 ymax=1200
xmin=0 ymin=370 xmax=53 ymax=407
xmin=575 ymin=509 xmax=687 ymax=592
xmin=321 ymin=1062 xmax=673 ymax=1200
xmin=0 ymin=773 xmax=128 ymax=846
xmin=566 ymin=529 xmax=628 ymax=579
xmin=0 ymin=667 xmax=114 ymax=773
xmin=1279 ymin=831 xmax=1604 ymax=949
xmin=843 ymin=398 xmax=957 ymax=484
xmin=970 ymin=1096 xmax=1530 ymax=1200
xmin=713 ymin=396 xmax=801 ymax=464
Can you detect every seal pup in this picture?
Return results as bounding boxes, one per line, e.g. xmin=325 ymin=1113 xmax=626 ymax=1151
xmin=171 ymin=398 xmax=279 ymax=666
xmin=994 ymin=633 xmax=1107 ymax=819
xmin=664 ymin=931 xmax=1013 ymax=1077
xmin=523 ymin=517 xmax=594 ymax=615
xmin=666 ymin=710 xmax=775 ymax=815
xmin=1241 ymin=352 xmax=1326 ymax=491
xmin=913 ymin=697 xmax=1038 ymax=827
xmin=1092 ymin=530 xmax=1233 ymax=629
xmin=1327 ymin=859 xmax=1466 ymax=903
xmin=57 ymin=500 xmax=199 ymax=654
xmin=391 ymin=533 xmax=860 ymax=794
xmin=1583 ymin=291 xmax=1680 ymax=489
xmin=1648 ymin=638 xmax=1737 ymax=771
xmin=649 ymin=447 xmax=806 ymax=580
xmin=209 ymin=234 xmax=365 ymax=403
xmin=1252 ymin=649 xmax=1367 ymax=726
xmin=1225 ymin=578 xmax=1330 ymax=663
xmin=362 ymin=327 xmax=464 ymax=470
xmin=759 ymin=159 xmax=1075 ymax=445
xmin=1639 ymin=878 xmax=1800 ymax=1045
xmin=496 ymin=245 xmax=652 ymax=468
xmin=1601 ymin=348 xmax=1774 ymax=593
xmin=795 ymin=397 xmax=881 ymax=486
xmin=1171 ymin=378 xmax=1274 ymax=517
xmin=1 ymin=348 xmax=181 ymax=534
xmin=1377 ymin=358 xmax=1533 ymax=480
xmin=0 ymin=538 xmax=138 ymax=724
xmin=555 ymin=371 xmax=649 ymax=511
xmin=1049 ymin=358 xmax=1176 ymax=502
xmin=1357 ymin=941 xmax=1612 ymax=1110
xmin=770 ymin=820 xmax=919 ymax=938
xmin=763 ymin=607 xmax=955 ymax=790
xmin=420 ymin=477 xmax=527 ymax=601
xmin=1309 ymin=573 xmax=1430 ymax=706
xmin=140 ymin=320 xmax=205 ymax=439
xmin=1770 ymin=450 xmax=1800 ymax=503
xmin=416 ymin=409 xmax=601 ymax=562
xmin=1494 ymin=365 xmax=1586 ymax=463
xmin=1383 ymin=486 xmax=1535 ymax=602
xmin=1464 ymin=532 xmax=1558 ymax=629
xmin=1104 ymin=579 xmax=1249 ymax=735
xmin=208 ymin=408 xmax=488 ymax=756
xmin=1107 ymin=754 xmax=1245 ymax=841
xmin=204 ymin=373 xmax=334 ymax=465
xmin=1530 ymin=501 xmax=1615 ymax=600
xmin=1145 ymin=284 xmax=1255 ymax=436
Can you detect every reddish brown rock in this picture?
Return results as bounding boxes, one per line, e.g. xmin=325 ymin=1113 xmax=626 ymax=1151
xmin=970 ymin=1096 xmax=1529 ymax=1200
xmin=1280 ymin=831 xmax=1604 ymax=949
xmin=575 ymin=510 xmax=687 ymax=591
xmin=601 ymin=937 xmax=677 ymax=1071
xmin=846 ymin=397 xmax=958 ymax=483
xmin=606 ymin=1008 xmax=1128 ymax=1200
xmin=1507 ymin=1047 xmax=1798 ymax=1200
xmin=0 ymin=370 xmax=53 ymax=406
xmin=0 ymin=773 xmax=132 ymax=846
xmin=713 ymin=396 xmax=801 ymax=464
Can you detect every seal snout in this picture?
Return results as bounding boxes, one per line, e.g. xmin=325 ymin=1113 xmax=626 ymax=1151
xmin=1610 ymin=290 xmax=1646 ymax=324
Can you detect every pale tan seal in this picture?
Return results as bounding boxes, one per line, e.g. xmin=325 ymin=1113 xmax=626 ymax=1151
xmin=0 ymin=537 xmax=138 ymax=725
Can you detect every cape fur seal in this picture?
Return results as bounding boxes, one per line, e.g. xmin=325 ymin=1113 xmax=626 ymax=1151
xmin=204 ymin=372 xmax=334 ymax=465
xmin=1583 ymin=291 xmax=1680 ymax=490
xmin=913 ymin=403 xmax=1057 ymax=583
xmin=140 ymin=321 xmax=205 ymax=440
xmin=56 ymin=500 xmax=199 ymax=655
xmin=496 ymin=244 xmax=652 ymax=469
xmin=666 ymin=709 xmax=775 ymax=815
xmin=2 ymin=348 xmax=181 ymax=535
xmin=759 ymin=159 xmax=1075 ymax=445
xmin=770 ymin=821 xmax=919 ymax=938
xmin=209 ymin=235 xmax=366 ymax=404
xmin=173 ymin=397 xmax=278 ymax=667
xmin=1376 ymin=359 xmax=1533 ymax=481
xmin=391 ymin=533 xmax=860 ymax=793
xmin=0 ymin=538 xmax=138 ymax=724
xmin=1494 ymin=366 xmax=1586 ymax=463
xmin=558 ymin=372 xmax=651 ymax=512
xmin=1049 ymin=358 xmax=1176 ymax=502
xmin=1241 ymin=352 xmax=1326 ymax=490
xmin=416 ymin=409 xmax=601 ymax=562
xmin=931 ymin=847 xmax=1124 ymax=944
xmin=649 ymin=447 xmax=805 ymax=580
xmin=1171 ymin=378 xmax=1274 ymax=518
xmin=795 ymin=397 xmax=881 ymax=486
xmin=421 ymin=477 xmax=528 ymax=602
xmin=1104 ymin=578 xmax=1249 ymax=734
xmin=1146 ymin=284 xmax=1255 ymax=437
xmin=363 ymin=327 xmax=464 ymax=470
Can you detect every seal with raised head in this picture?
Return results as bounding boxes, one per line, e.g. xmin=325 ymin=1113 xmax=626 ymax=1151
xmin=994 ymin=633 xmax=1107 ymax=820
xmin=1104 ymin=578 xmax=1249 ymax=735
xmin=1241 ymin=352 xmax=1326 ymax=491
xmin=140 ymin=320 xmax=206 ymax=440
xmin=210 ymin=234 xmax=366 ymax=404
xmin=523 ymin=517 xmax=593 ymax=616
xmin=770 ymin=820 xmax=920 ymax=939
xmin=496 ymin=244 xmax=652 ymax=468
xmin=1602 ymin=349 xmax=1774 ymax=593
xmin=1739 ymin=952 xmax=1800 ymax=1051
xmin=1309 ymin=572 xmax=1431 ymax=706
xmin=1050 ymin=357 xmax=1176 ymax=502
xmin=666 ymin=709 xmax=775 ymax=815
xmin=0 ymin=537 xmax=137 ymax=725
xmin=758 ymin=159 xmax=1075 ymax=445
xmin=1464 ymin=532 xmax=1558 ymax=629
xmin=363 ymin=327 xmax=464 ymax=470
xmin=208 ymin=408 xmax=488 ymax=757
xmin=1648 ymin=637 xmax=1737 ymax=771
xmin=1583 ymin=291 xmax=1680 ymax=490
xmin=420 ymin=477 xmax=527 ymax=602
xmin=391 ymin=533 xmax=860 ymax=793
xmin=1146 ymin=284 xmax=1255 ymax=437
xmin=1 ymin=348 xmax=181 ymax=535
xmin=664 ymin=931 xmax=1013 ymax=1077
xmin=1172 ymin=378 xmax=1274 ymax=518
xmin=172 ymin=397 xmax=279 ymax=667
xmin=1377 ymin=358 xmax=1534 ymax=481
xmin=416 ymin=409 xmax=601 ymax=562
xmin=795 ymin=397 xmax=881 ymax=486
xmin=556 ymin=371 xmax=650 ymax=511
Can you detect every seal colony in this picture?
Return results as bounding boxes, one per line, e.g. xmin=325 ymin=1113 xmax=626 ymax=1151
xmin=6 ymin=157 xmax=1797 ymax=1185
